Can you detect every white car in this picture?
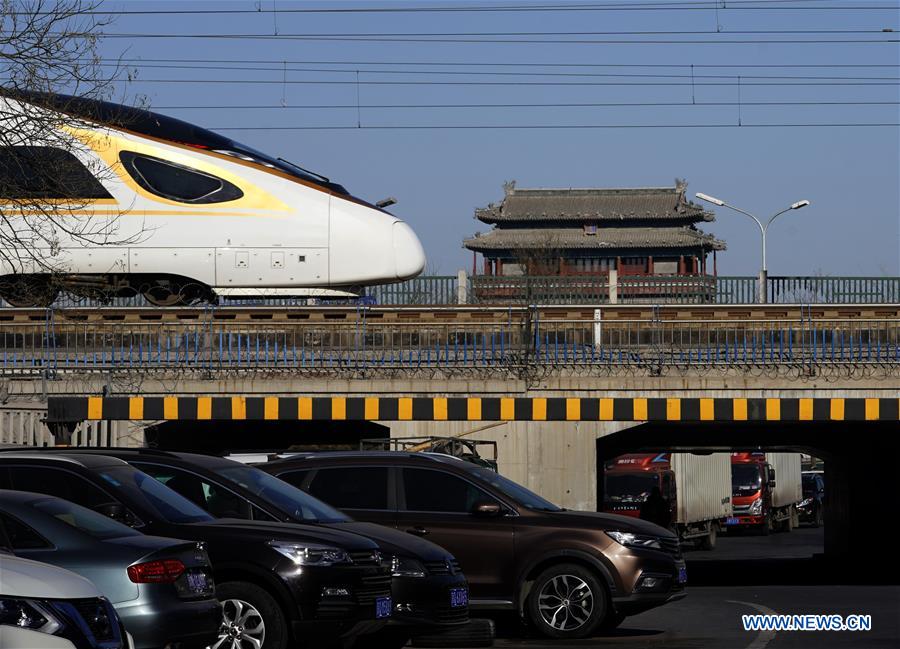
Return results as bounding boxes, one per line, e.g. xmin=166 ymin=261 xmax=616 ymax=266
xmin=0 ymin=552 xmax=134 ymax=649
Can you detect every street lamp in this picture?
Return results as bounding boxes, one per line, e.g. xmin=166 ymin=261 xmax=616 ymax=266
xmin=695 ymin=192 xmax=810 ymax=303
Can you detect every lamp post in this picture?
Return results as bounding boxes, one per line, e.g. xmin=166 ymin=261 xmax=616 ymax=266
xmin=695 ymin=193 xmax=810 ymax=304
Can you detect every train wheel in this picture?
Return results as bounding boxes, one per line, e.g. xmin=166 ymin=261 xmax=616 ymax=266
xmin=142 ymin=279 xmax=210 ymax=306
xmin=142 ymin=279 xmax=187 ymax=307
xmin=0 ymin=276 xmax=59 ymax=307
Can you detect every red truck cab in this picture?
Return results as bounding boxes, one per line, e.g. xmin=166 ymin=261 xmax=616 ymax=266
xmin=602 ymin=453 xmax=675 ymax=525
xmin=727 ymin=452 xmax=772 ymax=532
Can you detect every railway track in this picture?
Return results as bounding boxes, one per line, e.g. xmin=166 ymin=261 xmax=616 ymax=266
xmin=0 ymin=303 xmax=897 ymax=325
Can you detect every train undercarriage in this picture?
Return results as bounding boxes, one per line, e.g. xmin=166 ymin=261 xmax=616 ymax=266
xmin=0 ymin=273 xmax=219 ymax=307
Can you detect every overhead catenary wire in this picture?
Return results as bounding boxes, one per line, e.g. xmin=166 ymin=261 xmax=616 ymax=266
xmin=42 ymin=0 xmax=900 ymax=14
xmin=86 ymin=57 xmax=900 ymax=69
xmin=207 ymin=122 xmax=899 ymax=130
xmin=84 ymin=61 xmax=900 ymax=80
xmin=151 ymin=101 xmax=900 ymax=109
xmin=106 ymin=78 xmax=900 ymax=86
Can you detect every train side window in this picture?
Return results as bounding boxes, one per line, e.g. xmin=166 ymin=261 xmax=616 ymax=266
xmin=119 ymin=151 xmax=243 ymax=204
xmin=0 ymin=146 xmax=112 ymax=199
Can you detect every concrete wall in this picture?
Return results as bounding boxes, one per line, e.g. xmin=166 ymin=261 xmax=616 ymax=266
xmin=385 ymin=419 xmax=638 ymax=511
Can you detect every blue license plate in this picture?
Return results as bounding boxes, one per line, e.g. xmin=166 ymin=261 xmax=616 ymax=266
xmin=725 ymin=517 xmax=741 ymax=525
xmin=186 ymin=571 xmax=212 ymax=594
xmin=677 ymin=566 xmax=688 ymax=584
xmin=375 ymin=596 xmax=392 ymax=618
xmin=449 ymin=587 xmax=468 ymax=608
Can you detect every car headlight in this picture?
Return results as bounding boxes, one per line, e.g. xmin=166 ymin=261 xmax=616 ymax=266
xmin=268 ymin=542 xmax=351 ymax=566
xmin=749 ymin=498 xmax=763 ymax=514
xmin=0 ymin=598 xmax=62 ymax=634
xmin=391 ymin=556 xmax=427 ymax=578
xmin=798 ymin=498 xmax=813 ymax=508
xmin=606 ymin=530 xmax=663 ymax=550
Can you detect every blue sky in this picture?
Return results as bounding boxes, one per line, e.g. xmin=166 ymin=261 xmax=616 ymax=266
xmin=98 ymin=0 xmax=899 ymax=276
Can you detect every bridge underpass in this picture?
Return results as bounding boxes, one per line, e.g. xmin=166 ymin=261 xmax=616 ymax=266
xmin=43 ymin=394 xmax=897 ymax=567
xmin=595 ymin=421 xmax=898 ymax=571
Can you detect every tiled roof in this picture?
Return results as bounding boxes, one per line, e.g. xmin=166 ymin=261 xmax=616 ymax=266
xmin=475 ymin=185 xmax=713 ymax=224
xmin=463 ymin=226 xmax=726 ymax=252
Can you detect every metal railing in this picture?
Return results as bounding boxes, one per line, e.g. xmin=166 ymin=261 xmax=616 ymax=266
xmin=2 ymin=309 xmax=896 ymax=377
xmin=1 ymin=274 xmax=897 ymax=309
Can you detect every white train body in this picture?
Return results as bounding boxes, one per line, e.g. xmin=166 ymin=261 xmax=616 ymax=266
xmin=0 ymin=93 xmax=425 ymax=302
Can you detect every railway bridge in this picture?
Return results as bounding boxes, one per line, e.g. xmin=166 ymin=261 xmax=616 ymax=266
xmin=0 ymin=301 xmax=896 ymax=561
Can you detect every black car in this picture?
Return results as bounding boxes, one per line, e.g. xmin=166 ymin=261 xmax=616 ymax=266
xmin=0 ymin=490 xmax=219 ymax=649
xmin=799 ymin=472 xmax=825 ymax=527
xmin=0 ymin=452 xmax=392 ymax=649
xmin=35 ymin=448 xmax=470 ymax=648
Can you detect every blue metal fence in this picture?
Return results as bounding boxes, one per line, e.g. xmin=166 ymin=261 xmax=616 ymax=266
xmin=2 ymin=313 xmax=896 ymax=375
xmin=2 ymin=275 xmax=897 ymax=309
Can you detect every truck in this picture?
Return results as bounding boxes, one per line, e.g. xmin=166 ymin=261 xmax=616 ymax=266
xmin=602 ymin=452 xmax=732 ymax=550
xmin=725 ymin=452 xmax=803 ymax=534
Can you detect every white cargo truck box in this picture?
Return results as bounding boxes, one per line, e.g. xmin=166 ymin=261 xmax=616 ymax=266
xmin=671 ymin=452 xmax=733 ymax=525
xmin=768 ymin=452 xmax=803 ymax=508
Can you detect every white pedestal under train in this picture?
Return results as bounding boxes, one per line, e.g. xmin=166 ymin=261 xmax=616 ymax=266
xmin=0 ymin=91 xmax=426 ymax=306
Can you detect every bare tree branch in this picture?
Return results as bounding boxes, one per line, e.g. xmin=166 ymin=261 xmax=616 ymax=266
xmin=0 ymin=0 xmax=144 ymax=303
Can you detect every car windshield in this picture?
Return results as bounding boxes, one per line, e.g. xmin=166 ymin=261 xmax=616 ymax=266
xmin=212 ymin=465 xmax=349 ymax=523
xmin=32 ymin=497 xmax=140 ymax=541
xmin=732 ymin=464 xmax=762 ymax=492
xmin=468 ymin=467 xmax=562 ymax=512
xmin=604 ymin=474 xmax=659 ymax=503
xmin=97 ymin=467 xmax=214 ymax=524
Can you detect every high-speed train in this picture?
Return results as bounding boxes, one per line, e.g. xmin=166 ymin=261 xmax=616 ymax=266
xmin=0 ymin=90 xmax=425 ymax=306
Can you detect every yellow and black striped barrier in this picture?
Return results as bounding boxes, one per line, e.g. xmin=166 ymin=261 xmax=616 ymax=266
xmin=47 ymin=396 xmax=898 ymax=423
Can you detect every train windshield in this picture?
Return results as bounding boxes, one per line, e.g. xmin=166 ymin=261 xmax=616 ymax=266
xmin=6 ymin=90 xmax=349 ymax=195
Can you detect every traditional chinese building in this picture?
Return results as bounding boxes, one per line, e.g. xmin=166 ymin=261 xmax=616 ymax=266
xmin=464 ymin=181 xmax=726 ymax=278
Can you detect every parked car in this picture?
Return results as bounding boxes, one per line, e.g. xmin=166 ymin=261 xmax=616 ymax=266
xmin=260 ymin=451 xmax=687 ymax=639
xmin=64 ymin=448 xmax=470 ymax=648
xmin=798 ymin=472 xmax=825 ymax=527
xmin=0 ymin=452 xmax=392 ymax=649
xmin=0 ymin=490 xmax=219 ymax=649
xmin=0 ymin=550 xmax=134 ymax=649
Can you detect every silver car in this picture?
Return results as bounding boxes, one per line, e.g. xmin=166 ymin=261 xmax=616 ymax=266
xmin=0 ymin=490 xmax=219 ymax=649
xmin=0 ymin=550 xmax=135 ymax=649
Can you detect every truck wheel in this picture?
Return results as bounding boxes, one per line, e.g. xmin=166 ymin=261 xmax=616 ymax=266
xmin=526 ymin=563 xmax=607 ymax=639
xmin=697 ymin=523 xmax=717 ymax=551
xmin=215 ymin=580 xmax=289 ymax=649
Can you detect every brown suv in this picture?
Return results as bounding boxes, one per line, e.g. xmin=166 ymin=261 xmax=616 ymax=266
xmin=259 ymin=451 xmax=686 ymax=639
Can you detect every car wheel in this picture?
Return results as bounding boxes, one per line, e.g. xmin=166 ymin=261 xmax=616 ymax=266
xmin=213 ymin=581 xmax=288 ymax=649
xmin=526 ymin=563 xmax=607 ymax=639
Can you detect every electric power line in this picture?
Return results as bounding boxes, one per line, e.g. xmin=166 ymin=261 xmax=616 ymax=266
xmin=208 ymin=122 xmax=899 ymax=130
xmin=88 ymin=57 xmax=900 ymax=69
xmin=151 ymin=101 xmax=900 ymax=110
xmin=52 ymin=0 xmax=900 ymax=14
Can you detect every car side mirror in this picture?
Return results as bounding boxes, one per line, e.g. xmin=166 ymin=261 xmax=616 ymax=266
xmin=472 ymin=501 xmax=502 ymax=516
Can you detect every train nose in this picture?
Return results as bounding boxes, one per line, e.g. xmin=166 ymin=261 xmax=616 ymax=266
xmin=392 ymin=220 xmax=426 ymax=279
